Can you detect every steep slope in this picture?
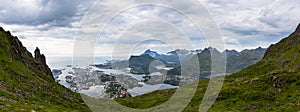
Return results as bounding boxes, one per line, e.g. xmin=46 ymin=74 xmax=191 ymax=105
xmin=0 ymin=27 xmax=90 ymax=111
xmin=116 ymin=23 xmax=300 ymax=111
xmin=206 ymin=23 xmax=300 ymax=112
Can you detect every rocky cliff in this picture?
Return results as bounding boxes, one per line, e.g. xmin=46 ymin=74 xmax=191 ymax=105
xmin=0 ymin=27 xmax=52 ymax=76
xmin=0 ymin=26 xmax=90 ymax=111
xmin=34 ymin=47 xmax=52 ymax=75
xmin=0 ymin=27 xmax=32 ymax=64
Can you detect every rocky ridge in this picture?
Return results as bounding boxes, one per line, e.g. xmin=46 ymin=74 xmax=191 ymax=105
xmin=0 ymin=26 xmax=90 ymax=111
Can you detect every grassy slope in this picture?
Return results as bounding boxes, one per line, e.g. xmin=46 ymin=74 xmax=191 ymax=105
xmin=0 ymin=32 xmax=91 ymax=111
xmin=115 ymin=26 xmax=300 ymax=111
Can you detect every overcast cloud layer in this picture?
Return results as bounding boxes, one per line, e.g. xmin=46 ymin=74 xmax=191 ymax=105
xmin=0 ymin=0 xmax=299 ymax=57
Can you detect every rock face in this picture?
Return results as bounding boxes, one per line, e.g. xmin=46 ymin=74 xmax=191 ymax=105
xmin=0 ymin=27 xmax=52 ymax=75
xmin=1 ymin=28 xmax=33 ymax=63
xmin=0 ymin=26 xmax=90 ymax=111
xmin=34 ymin=47 xmax=52 ymax=75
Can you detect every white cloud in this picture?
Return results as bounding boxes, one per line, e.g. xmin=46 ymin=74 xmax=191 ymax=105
xmin=21 ymin=37 xmax=75 ymax=57
xmin=201 ymin=0 xmax=300 ymax=50
xmin=0 ymin=0 xmax=96 ymax=27
xmin=0 ymin=0 xmax=299 ymax=57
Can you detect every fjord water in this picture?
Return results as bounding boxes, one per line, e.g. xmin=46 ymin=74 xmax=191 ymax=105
xmin=47 ymin=56 xmax=179 ymax=98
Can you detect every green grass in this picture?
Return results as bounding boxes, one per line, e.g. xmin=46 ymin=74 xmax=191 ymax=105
xmin=113 ymin=63 xmax=300 ymax=112
xmin=113 ymin=26 xmax=300 ymax=112
xmin=0 ymin=31 xmax=91 ymax=111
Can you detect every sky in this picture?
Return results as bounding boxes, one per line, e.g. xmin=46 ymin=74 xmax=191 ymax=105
xmin=0 ymin=0 xmax=300 ymax=58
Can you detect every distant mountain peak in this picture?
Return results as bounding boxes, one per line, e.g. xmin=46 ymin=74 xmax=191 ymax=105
xmin=191 ymin=49 xmax=202 ymax=54
xmin=167 ymin=49 xmax=190 ymax=55
xmin=223 ymin=49 xmax=239 ymax=56
xmin=141 ymin=49 xmax=159 ymax=57
xmin=202 ymin=47 xmax=221 ymax=54
xmin=145 ymin=49 xmax=151 ymax=52
xmin=257 ymin=46 xmax=263 ymax=49
xmin=241 ymin=47 xmax=266 ymax=53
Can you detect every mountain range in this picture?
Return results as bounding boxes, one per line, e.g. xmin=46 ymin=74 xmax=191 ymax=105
xmin=129 ymin=46 xmax=266 ymax=75
xmin=116 ymin=23 xmax=300 ymax=111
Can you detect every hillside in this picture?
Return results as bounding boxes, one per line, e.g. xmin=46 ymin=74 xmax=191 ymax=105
xmin=115 ymin=23 xmax=300 ymax=111
xmin=0 ymin=27 xmax=90 ymax=111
